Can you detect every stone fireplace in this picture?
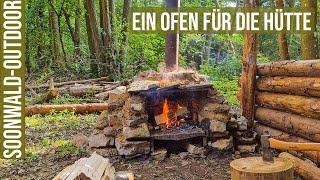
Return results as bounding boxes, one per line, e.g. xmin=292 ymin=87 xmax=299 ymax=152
xmin=88 ymin=69 xmax=249 ymax=158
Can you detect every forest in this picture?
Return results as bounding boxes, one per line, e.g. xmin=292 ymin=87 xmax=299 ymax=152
xmin=25 ymin=0 xmax=319 ymax=104
xmin=1 ymin=0 xmax=319 ymax=179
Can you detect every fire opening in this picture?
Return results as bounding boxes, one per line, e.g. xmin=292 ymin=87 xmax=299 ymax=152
xmin=158 ymin=98 xmax=194 ymax=130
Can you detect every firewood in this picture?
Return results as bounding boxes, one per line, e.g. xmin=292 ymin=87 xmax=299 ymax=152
xmin=179 ymin=142 xmax=207 ymax=155
xmin=25 ymin=103 xmax=108 ymax=116
xmin=255 ymin=107 xmax=320 ymax=142
xmin=154 ymin=112 xmax=175 ymax=125
xmin=257 ymin=59 xmax=320 ymax=77
xmin=53 ymin=152 xmax=115 ymax=180
xmin=279 ymin=152 xmax=320 ymax=180
xmin=257 ymin=76 xmax=320 ymax=97
xmin=255 ymin=123 xmax=320 ymax=164
xmin=256 ymin=92 xmax=320 ymax=119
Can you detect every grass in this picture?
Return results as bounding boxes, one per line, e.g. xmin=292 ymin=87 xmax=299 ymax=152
xmin=0 ymin=111 xmax=98 ymax=179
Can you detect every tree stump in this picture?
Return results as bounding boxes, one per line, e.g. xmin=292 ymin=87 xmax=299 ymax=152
xmin=230 ymin=157 xmax=293 ymax=180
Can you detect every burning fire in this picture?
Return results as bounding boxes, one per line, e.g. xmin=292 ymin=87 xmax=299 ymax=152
xmin=161 ymin=98 xmax=184 ymax=128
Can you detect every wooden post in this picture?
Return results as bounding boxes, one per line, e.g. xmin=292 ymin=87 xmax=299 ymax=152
xmin=165 ymin=0 xmax=180 ymax=71
xmin=240 ymin=0 xmax=259 ymax=128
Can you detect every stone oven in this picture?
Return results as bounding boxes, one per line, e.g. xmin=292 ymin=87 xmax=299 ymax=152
xmin=88 ymin=69 xmax=252 ymax=158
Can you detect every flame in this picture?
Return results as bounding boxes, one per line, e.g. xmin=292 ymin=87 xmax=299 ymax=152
xmin=162 ymin=98 xmax=170 ymax=125
xmin=161 ymin=98 xmax=185 ymax=129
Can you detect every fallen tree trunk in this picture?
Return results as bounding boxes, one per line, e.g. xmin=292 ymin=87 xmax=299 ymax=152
xmin=256 ymin=92 xmax=320 ymax=119
xmin=27 ymin=77 xmax=111 ymax=89
xmin=57 ymin=82 xmax=123 ymax=97
xmin=279 ymin=152 xmax=320 ymax=180
xmin=255 ymin=124 xmax=320 ymax=164
xmin=255 ymin=107 xmax=320 ymax=142
xmin=257 ymin=59 xmax=320 ymax=77
xmin=25 ymin=103 xmax=108 ymax=116
xmin=257 ymin=77 xmax=320 ymax=97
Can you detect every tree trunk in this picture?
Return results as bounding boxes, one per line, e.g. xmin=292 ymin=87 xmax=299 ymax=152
xmin=25 ymin=103 xmax=108 ymax=116
xmin=240 ymin=0 xmax=259 ymax=129
xmin=37 ymin=6 xmax=46 ymax=68
xmin=119 ymin=0 xmax=132 ymax=74
xmin=84 ymin=0 xmax=104 ymax=76
xmin=108 ymin=0 xmax=115 ymax=30
xmin=301 ymin=0 xmax=319 ymax=60
xmin=274 ymin=0 xmax=290 ymax=61
xmin=100 ymin=0 xmax=114 ymax=76
xmin=279 ymin=152 xmax=320 ymax=180
xmin=256 ymin=92 xmax=320 ymax=119
xmin=255 ymin=107 xmax=320 ymax=142
xmin=74 ymin=0 xmax=81 ymax=60
xmin=203 ymin=34 xmax=212 ymax=63
xmin=256 ymin=76 xmax=320 ymax=97
xmin=255 ymin=123 xmax=320 ymax=164
xmin=49 ymin=1 xmax=63 ymax=67
xmin=257 ymin=59 xmax=320 ymax=77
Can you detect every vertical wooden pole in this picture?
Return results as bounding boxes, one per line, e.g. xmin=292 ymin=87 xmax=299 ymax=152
xmin=165 ymin=0 xmax=180 ymax=71
xmin=240 ymin=0 xmax=260 ymax=128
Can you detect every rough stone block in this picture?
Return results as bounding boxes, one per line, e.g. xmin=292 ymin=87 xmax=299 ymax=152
xmin=115 ymin=139 xmax=150 ymax=156
xmin=103 ymin=127 xmax=117 ymax=136
xmin=150 ymin=148 xmax=167 ymax=161
xmin=123 ymin=123 xmax=150 ymax=140
xmin=209 ymin=119 xmax=227 ymax=133
xmin=127 ymin=80 xmax=160 ymax=92
xmin=71 ymin=133 xmax=89 ymax=148
xmin=89 ymin=134 xmax=115 ymax=148
xmin=209 ymin=136 xmax=233 ymax=150
xmin=108 ymin=86 xmax=127 ymax=105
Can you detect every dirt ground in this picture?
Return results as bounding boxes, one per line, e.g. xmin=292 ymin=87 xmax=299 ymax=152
xmin=0 ymin=112 xmax=302 ymax=180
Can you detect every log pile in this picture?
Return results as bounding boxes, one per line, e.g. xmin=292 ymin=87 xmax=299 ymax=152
xmin=253 ymin=59 xmax=320 ymax=166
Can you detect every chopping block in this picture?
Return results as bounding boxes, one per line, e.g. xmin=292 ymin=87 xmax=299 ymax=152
xmin=230 ymin=157 xmax=293 ymax=180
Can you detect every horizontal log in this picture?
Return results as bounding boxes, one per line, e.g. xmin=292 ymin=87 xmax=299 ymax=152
xmin=256 ymin=92 xmax=320 ymax=119
xmin=257 ymin=76 xmax=320 ymax=97
xmin=257 ymin=59 xmax=320 ymax=77
xmin=255 ymin=107 xmax=320 ymax=142
xmin=27 ymin=77 xmax=112 ymax=89
xmin=255 ymin=123 xmax=320 ymax=164
xmin=279 ymin=152 xmax=320 ymax=180
xmin=25 ymin=103 xmax=108 ymax=116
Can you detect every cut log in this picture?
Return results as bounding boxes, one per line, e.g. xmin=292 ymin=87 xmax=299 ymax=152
xmin=230 ymin=157 xmax=293 ymax=180
xmin=25 ymin=103 xmax=108 ymax=116
xmin=28 ymin=77 xmax=111 ymax=89
xmin=255 ymin=107 xmax=320 ymax=142
xmin=31 ymin=88 xmax=59 ymax=105
xmin=53 ymin=152 xmax=115 ymax=180
xmin=256 ymin=76 xmax=320 ymax=97
xmin=257 ymin=59 xmax=320 ymax=77
xmin=256 ymin=92 xmax=320 ymax=119
xmin=255 ymin=124 xmax=320 ymax=164
xmin=279 ymin=152 xmax=320 ymax=180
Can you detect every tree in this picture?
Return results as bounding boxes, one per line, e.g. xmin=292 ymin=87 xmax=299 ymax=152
xmin=84 ymin=0 xmax=105 ymax=76
xmin=100 ymin=0 xmax=114 ymax=75
xmin=119 ymin=0 xmax=133 ymax=74
xmin=49 ymin=0 xmax=63 ymax=66
xmin=301 ymin=0 xmax=319 ymax=60
xmin=275 ymin=0 xmax=290 ymax=60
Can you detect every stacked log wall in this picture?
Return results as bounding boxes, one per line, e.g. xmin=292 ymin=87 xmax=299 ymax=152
xmin=252 ymin=59 xmax=320 ymax=165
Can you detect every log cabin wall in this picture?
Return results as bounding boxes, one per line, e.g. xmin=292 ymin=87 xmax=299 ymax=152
xmin=246 ymin=59 xmax=320 ymax=165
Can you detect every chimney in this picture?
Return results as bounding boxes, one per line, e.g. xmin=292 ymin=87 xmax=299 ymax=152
xmin=165 ymin=0 xmax=180 ymax=71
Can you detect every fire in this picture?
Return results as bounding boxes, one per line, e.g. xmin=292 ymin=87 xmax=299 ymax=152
xmin=162 ymin=98 xmax=170 ymax=125
xmin=161 ymin=98 xmax=184 ymax=128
